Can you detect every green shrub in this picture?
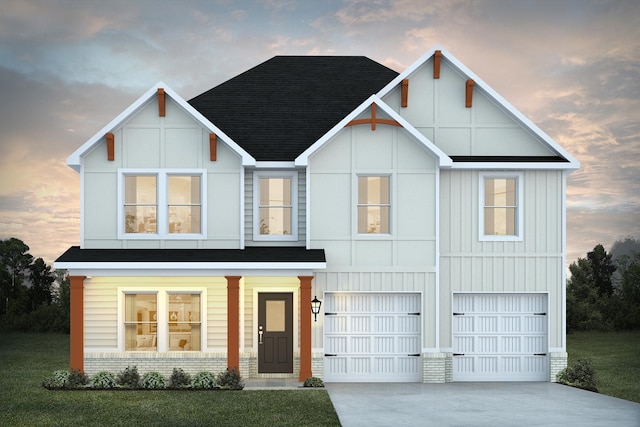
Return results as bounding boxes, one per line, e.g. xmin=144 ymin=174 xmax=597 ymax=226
xmin=68 ymin=369 xmax=89 ymax=388
xmin=190 ymin=371 xmax=217 ymax=389
xmin=168 ymin=368 xmax=191 ymax=388
xmin=557 ymin=358 xmax=598 ymax=392
xmin=216 ymin=367 xmax=244 ymax=390
xmin=90 ymin=371 xmax=117 ymax=389
xmin=116 ymin=366 xmax=140 ymax=388
xmin=141 ymin=371 xmax=167 ymax=389
xmin=42 ymin=370 xmax=70 ymax=389
xmin=303 ymin=376 xmax=324 ymax=388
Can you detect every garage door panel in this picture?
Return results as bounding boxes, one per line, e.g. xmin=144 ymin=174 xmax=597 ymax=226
xmin=324 ymin=292 xmax=422 ymax=382
xmin=453 ymin=293 xmax=548 ymax=382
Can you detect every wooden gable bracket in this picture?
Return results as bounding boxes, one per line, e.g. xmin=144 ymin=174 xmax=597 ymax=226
xmin=105 ymin=132 xmax=115 ymax=161
xmin=465 ymin=79 xmax=474 ymax=108
xmin=401 ymin=79 xmax=409 ymax=107
xmin=157 ymin=88 xmax=166 ymax=117
xmin=433 ymin=50 xmax=442 ymax=79
xmin=345 ymin=103 xmax=403 ymax=130
xmin=209 ymin=133 xmax=217 ymax=161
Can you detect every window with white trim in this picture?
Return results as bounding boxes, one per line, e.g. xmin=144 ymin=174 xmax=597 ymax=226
xmin=479 ymin=172 xmax=523 ymax=241
xmin=123 ymin=291 xmax=202 ymax=352
xmin=253 ymin=171 xmax=298 ymax=241
xmin=119 ymin=170 xmax=205 ymax=239
xmin=358 ymin=175 xmax=390 ymax=234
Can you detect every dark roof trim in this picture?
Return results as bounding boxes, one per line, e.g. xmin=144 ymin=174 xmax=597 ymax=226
xmin=55 ymin=246 xmax=326 ymax=264
xmin=450 ymin=156 xmax=568 ymax=163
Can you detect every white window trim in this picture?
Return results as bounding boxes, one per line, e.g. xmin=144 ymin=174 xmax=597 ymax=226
xmin=118 ymin=288 xmax=207 ymax=352
xmin=117 ymin=169 xmax=207 ymax=240
xmin=252 ymin=170 xmax=298 ymax=241
xmin=356 ymin=174 xmax=392 ymax=237
xmin=478 ymin=171 xmax=523 ymax=242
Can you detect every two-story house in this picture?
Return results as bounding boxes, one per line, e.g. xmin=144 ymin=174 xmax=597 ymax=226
xmin=55 ymin=46 xmax=579 ymax=383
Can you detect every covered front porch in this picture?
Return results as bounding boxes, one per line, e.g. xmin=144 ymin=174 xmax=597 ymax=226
xmin=54 ymin=246 xmax=326 ymax=381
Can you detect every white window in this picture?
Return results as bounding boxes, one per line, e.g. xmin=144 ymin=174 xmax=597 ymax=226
xmin=358 ymin=175 xmax=390 ymax=234
xmin=119 ymin=169 xmax=206 ymax=239
xmin=122 ymin=291 xmax=202 ymax=352
xmin=253 ymin=171 xmax=298 ymax=241
xmin=479 ymin=172 xmax=523 ymax=241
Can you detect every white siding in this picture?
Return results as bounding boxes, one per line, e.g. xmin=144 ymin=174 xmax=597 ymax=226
xmin=381 ymin=58 xmax=557 ymax=157
xmin=439 ymin=169 xmax=564 ymax=350
xmin=82 ymin=97 xmax=243 ymax=249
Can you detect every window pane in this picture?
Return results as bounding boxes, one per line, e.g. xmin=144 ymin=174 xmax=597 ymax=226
xmin=259 ymin=207 xmax=292 ymax=235
xmin=168 ymin=175 xmax=201 ymax=234
xmin=485 ymin=207 xmax=516 ymax=235
xmin=358 ymin=176 xmax=390 ymax=234
xmin=358 ymin=206 xmax=390 ymax=234
xmin=484 ymin=177 xmax=517 ymax=236
xmin=125 ymin=176 xmax=157 ymax=204
xmin=260 ymin=178 xmax=291 ymax=206
xmin=168 ymin=294 xmax=201 ymax=351
xmin=266 ymin=300 xmax=286 ymax=332
xmin=124 ymin=176 xmax=157 ymax=234
xmin=168 ymin=176 xmax=200 ymax=204
xmin=124 ymin=294 xmax=157 ymax=351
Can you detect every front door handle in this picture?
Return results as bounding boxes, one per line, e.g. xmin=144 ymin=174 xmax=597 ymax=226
xmin=258 ymin=325 xmax=264 ymax=344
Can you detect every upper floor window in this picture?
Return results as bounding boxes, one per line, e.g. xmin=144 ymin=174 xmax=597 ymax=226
xmin=119 ymin=169 xmax=206 ymax=239
xmin=479 ymin=172 xmax=523 ymax=241
xmin=253 ymin=171 xmax=297 ymax=241
xmin=358 ymin=175 xmax=390 ymax=234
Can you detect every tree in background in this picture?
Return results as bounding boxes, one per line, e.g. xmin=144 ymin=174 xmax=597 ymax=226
xmin=0 ymin=237 xmax=67 ymax=332
xmin=567 ymin=238 xmax=640 ymax=332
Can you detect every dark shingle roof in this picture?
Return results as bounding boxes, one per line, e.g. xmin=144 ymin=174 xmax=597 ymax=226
xmin=188 ymin=56 xmax=398 ymax=161
xmin=56 ymin=246 xmax=325 ymax=264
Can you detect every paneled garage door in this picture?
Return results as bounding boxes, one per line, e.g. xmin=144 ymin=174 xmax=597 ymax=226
xmin=323 ymin=293 xmax=422 ymax=382
xmin=453 ymin=293 xmax=548 ymax=381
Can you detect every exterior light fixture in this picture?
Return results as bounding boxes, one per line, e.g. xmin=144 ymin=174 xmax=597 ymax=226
xmin=311 ymin=296 xmax=322 ymax=322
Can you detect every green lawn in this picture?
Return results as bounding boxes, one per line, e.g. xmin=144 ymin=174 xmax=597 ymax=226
xmin=0 ymin=333 xmax=341 ymax=426
xmin=567 ymin=330 xmax=640 ymax=403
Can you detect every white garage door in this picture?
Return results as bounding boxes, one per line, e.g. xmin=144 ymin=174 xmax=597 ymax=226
xmin=323 ymin=293 xmax=422 ymax=382
xmin=453 ymin=293 xmax=548 ymax=381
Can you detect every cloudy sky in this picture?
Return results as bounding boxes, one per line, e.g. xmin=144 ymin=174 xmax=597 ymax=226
xmin=0 ymin=0 xmax=638 ymax=267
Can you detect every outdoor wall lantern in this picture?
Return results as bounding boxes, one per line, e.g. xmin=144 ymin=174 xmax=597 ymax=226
xmin=311 ymin=296 xmax=322 ymax=322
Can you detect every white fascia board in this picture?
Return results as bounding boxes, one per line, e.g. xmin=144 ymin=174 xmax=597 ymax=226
xmin=253 ymin=161 xmax=298 ymax=169
xmin=54 ymin=261 xmax=326 ymax=270
xmin=66 ymin=82 xmax=256 ymax=172
xmin=295 ymin=95 xmax=453 ymax=168
xmin=377 ymin=46 xmax=580 ymax=170
xmin=450 ymin=162 xmax=578 ymax=170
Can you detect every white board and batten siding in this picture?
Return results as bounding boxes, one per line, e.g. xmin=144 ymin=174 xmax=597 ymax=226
xmin=452 ymin=293 xmax=548 ymax=381
xmin=323 ymin=292 xmax=422 ymax=382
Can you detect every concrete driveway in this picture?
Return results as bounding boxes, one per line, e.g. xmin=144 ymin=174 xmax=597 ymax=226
xmin=326 ymin=382 xmax=640 ymax=427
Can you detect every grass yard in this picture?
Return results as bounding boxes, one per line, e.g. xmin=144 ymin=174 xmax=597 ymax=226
xmin=567 ymin=330 xmax=640 ymax=403
xmin=0 ymin=333 xmax=341 ymax=426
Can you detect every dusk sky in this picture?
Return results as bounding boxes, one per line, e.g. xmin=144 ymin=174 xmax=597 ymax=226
xmin=0 ymin=0 xmax=638 ymax=267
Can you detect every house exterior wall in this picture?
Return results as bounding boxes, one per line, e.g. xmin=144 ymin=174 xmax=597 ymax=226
xmin=308 ymin=122 xmax=440 ymax=351
xmin=381 ymin=59 xmax=556 ymax=157
xmin=81 ymin=97 xmax=243 ymax=250
xmin=439 ymin=169 xmax=565 ymax=351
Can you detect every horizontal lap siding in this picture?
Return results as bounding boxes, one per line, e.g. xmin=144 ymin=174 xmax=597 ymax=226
xmin=84 ymin=277 xmax=227 ymax=351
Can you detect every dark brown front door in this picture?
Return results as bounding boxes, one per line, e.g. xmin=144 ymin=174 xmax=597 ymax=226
xmin=258 ymin=292 xmax=293 ymax=373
